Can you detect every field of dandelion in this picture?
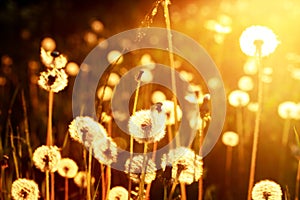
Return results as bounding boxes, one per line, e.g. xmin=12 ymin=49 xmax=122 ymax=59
xmin=1 ymin=0 xmax=300 ymax=200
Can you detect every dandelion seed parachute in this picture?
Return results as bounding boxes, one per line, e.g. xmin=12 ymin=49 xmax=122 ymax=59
xmin=11 ymin=178 xmax=40 ymax=200
xmin=32 ymin=145 xmax=61 ymax=172
xmin=57 ymin=158 xmax=79 ymax=178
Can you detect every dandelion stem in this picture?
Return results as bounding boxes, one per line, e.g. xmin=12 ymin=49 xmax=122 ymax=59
xmin=64 ymin=177 xmax=68 ymax=200
xmin=163 ymin=0 xmax=180 ymax=147
xmin=167 ymin=124 xmax=173 ymax=150
xmin=93 ymin=173 xmax=101 ymax=200
xmin=145 ymin=142 xmax=158 ymax=199
xmin=168 ymin=180 xmax=178 ymax=200
xmin=295 ymin=160 xmax=300 ymax=200
xmin=180 ymin=183 xmax=187 ymax=200
xmin=0 ymin=168 xmax=4 ymax=200
xmin=51 ymin=173 xmax=55 ymax=200
xmin=225 ymin=146 xmax=233 ymax=194
xmin=106 ymin=166 xmax=111 ymax=200
xmin=21 ymin=90 xmax=34 ymax=172
xmin=100 ymin=164 xmax=106 ymax=200
xmin=128 ymin=77 xmax=141 ymax=200
xmin=138 ymin=142 xmax=148 ymax=200
xmin=87 ymin=146 xmax=93 ymax=200
xmin=46 ymin=91 xmax=54 ymax=146
xmin=236 ymin=106 xmax=245 ymax=175
xmin=105 ymin=118 xmax=112 ymax=200
xmin=247 ymin=44 xmax=263 ymax=200
xmin=198 ymin=117 xmax=206 ymax=200
xmin=163 ymin=185 xmax=168 ymax=200
xmin=46 ymin=170 xmax=50 ymax=200
xmin=9 ymin=121 xmax=19 ymax=179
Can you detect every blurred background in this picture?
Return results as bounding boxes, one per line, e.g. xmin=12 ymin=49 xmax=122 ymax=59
xmin=1 ymin=0 xmax=300 ymax=199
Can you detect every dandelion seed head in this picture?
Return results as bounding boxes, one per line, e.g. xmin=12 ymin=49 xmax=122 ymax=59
xmin=161 ymin=147 xmax=203 ymax=184
xmin=107 ymin=73 xmax=120 ymax=86
xmin=38 ymin=68 xmax=68 ymax=93
xmin=101 ymin=112 xmax=112 ymax=123
xmin=151 ymin=90 xmax=166 ymax=104
xmin=74 ymin=171 xmax=95 ymax=188
xmin=57 ymin=158 xmax=79 ymax=178
xmin=278 ymin=101 xmax=297 ymax=119
xmin=97 ymin=86 xmax=113 ymax=101
xmin=140 ymin=69 xmax=153 ymax=83
xmin=128 ymin=104 xmax=166 ymax=143
xmin=41 ymin=37 xmax=56 ymax=51
xmin=11 ymin=178 xmax=39 ymax=200
xmin=68 ymin=116 xmax=107 ymax=147
xmin=162 ymin=100 xmax=182 ymax=125
xmin=252 ymin=180 xmax=282 ymax=200
xmin=32 ymin=145 xmax=61 ymax=172
xmin=107 ymin=50 xmax=123 ymax=64
xmin=108 ymin=186 xmax=131 ymax=200
xmin=238 ymin=76 xmax=254 ymax=91
xmin=90 ymin=20 xmax=104 ymax=33
xmin=125 ymin=155 xmax=156 ymax=184
xmin=222 ymin=131 xmax=239 ymax=147
xmin=40 ymin=48 xmax=67 ymax=69
xmin=228 ymin=90 xmax=250 ymax=107
xmin=65 ymin=62 xmax=79 ymax=76
xmin=239 ymin=25 xmax=279 ymax=57
xmin=92 ymin=137 xmax=118 ymax=166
